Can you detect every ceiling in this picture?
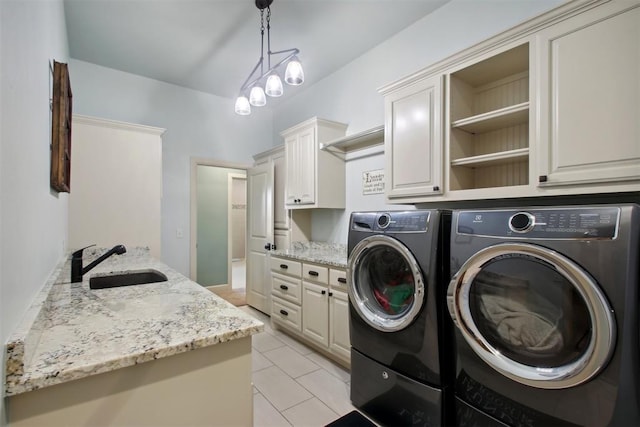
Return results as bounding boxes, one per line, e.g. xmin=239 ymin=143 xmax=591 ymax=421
xmin=64 ymin=0 xmax=450 ymax=101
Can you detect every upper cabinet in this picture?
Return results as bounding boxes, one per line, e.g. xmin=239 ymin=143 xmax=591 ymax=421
xmin=281 ymin=117 xmax=348 ymax=209
xmin=381 ymin=75 xmax=443 ymax=201
xmin=380 ymin=0 xmax=640 ymax=204
xmin=448 ymin=42 xmax=531 ymax=196
xmin=535 ymin=1 xmax=640 ymax=188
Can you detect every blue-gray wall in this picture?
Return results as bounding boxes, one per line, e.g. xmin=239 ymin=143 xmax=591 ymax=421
xmin=69 ymin=60 xmax=273 ymax=276
xmin=271 ymin=0 xmax=564 ymax=243
xmin=0 ymin=0 xmax=70 ymax=424
xmin=68 ymin=0 xmax=564 ymax=269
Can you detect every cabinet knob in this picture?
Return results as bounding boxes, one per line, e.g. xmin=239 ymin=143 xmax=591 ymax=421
xmin=279 ymin=309 xmax=289 ymax=316
xmin=280 ymin=284 xmax=289 ymax=290
xmin=337 ymin=278 xmax=347 ymax=284
xmin=280 ymin=264 xmax=289 ymax=269
xmin=321 ymin=290 xmax=326 ymax=295
xmin=308 ymin=271 xmax=319 ymax=277
xmin=433 ymin=185 xmax=440 ymax=191
xmin=329 ymin=292 xmax=333 ymax=297
xmin=539 ymin=175 xmax=548 ymax=183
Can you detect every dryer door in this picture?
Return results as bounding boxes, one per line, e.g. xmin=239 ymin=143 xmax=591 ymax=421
xmin=447 ymin=242 xmax=615 ymax=389
xmin=348 ymin=235 xmax=425 ymax=332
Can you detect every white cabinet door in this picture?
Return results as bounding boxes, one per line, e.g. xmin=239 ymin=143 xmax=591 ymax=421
xmin=246 ymin=162 xmax=274 ymax=314
xmin=536 ymin=3 xmax=640 ymax=187
xmin=302 ymin=282 xmax=329 ymax=347
xmin=329 ymin=289 xmax=350 ymax=361
xmin=384 ymin=75 xmax=443 ymax=200
xmin=272 ymin=148 xmax=290 ymax=230
xmin=296 ymin=127 xmax=316 ymax=205
xmin=285 ymin=129 xmax=316 ymax=206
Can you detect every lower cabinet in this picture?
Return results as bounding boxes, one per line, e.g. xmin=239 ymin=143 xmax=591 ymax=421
xmin=270 ymin=256 xmax=350 ymax=366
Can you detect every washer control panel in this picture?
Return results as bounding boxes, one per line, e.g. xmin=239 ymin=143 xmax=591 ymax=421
xmin=351 ymin=211 xmax=431 ymax=233
xmin=457 ymin=207 xmax=620 ymax=239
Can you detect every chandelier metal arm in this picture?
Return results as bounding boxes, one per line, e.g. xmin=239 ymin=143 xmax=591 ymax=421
xmin=238 ymin=47 xmax=299 ymax=94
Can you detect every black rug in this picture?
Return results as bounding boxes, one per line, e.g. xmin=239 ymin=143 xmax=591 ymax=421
xmin=325 ymin=410 xmax=377 ymax=427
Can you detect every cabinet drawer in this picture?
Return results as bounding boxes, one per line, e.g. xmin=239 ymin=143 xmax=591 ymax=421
xmin=329 ymin=268 xmax=348 ymax=291
xmin=271 ymin=296 xmax=302 ymax=332
xmin=302 ymin=264 xmax=328 ymax=283
xmin=270 ymin=257 xmax=302 ymax=277
xmin=272 ymin=272 xmax=302 ymax=304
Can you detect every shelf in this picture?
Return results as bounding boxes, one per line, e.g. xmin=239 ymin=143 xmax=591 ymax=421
xmin=320 ymin=125 xmax=384 ymax=153
xmin=451 ymin=102 xmax=529 ymax=134
xmin=451 ymin=148 xmax=529 ymax=167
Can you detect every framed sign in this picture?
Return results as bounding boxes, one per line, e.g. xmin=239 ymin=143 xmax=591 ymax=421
xmin=362 ymin=169 xmax=384 ymax=195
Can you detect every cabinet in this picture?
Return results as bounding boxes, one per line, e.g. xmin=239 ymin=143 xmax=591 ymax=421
xmin=253 ymin=146 xmax=312 ymax=251
xmin=248 ymin=147 xmax=311 ymax=313
xmin=379 ymin=0 xmax=640 ymax=204
xmin=69 ymin=115 xmax=163 ymax=258
xmin=270 ymin=256 xmax=350 ymax=366
xmin=448 ymin=42 xmax=531 ymax=194
xmin=536 ymin=1 xmax=640 ymax=188
xmin=281 ymin=117 xmax=348 ymax=209
xmin=382 ymin=74 xmax=443 ymax=201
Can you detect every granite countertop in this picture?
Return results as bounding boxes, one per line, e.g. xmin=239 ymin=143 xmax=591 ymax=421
xmin=4 ymin=247 xmax=263 ymax=396
xmin=271 ymin=241 xmax=348 ymax=268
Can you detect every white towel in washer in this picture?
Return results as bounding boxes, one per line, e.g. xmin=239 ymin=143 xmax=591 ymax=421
xmin=478 ymin=287 xmax=564 ymax=353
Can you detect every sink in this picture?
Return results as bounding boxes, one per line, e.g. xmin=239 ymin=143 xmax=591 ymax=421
xmin=89 ymin=269 xmax=168 ymax=289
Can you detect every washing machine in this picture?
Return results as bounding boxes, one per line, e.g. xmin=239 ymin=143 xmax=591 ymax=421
xmin=348 ymin=210 xmax=454 ymax=427
xmin=447 ymin=204 xmax=640 ymax=427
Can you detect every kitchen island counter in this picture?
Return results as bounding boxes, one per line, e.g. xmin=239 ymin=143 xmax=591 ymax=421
xmin=4 ymin=247 xmax=262 ymax=426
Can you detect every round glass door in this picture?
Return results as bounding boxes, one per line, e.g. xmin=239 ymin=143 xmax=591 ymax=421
xmin=348 ymin=235 xmax=424 ymax=332
xmin=447 ymin=243 xmax=615 ymax=389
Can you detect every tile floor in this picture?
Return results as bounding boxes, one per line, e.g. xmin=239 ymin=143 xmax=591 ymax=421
xmin=239 ymin=305 xmax=357 ymax=427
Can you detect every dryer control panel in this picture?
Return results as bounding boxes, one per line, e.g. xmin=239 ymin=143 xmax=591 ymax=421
xmin=351 ymin=211 xmax=431 ymax=233
xmin=457 ymin=207 xmax=620 ymax=239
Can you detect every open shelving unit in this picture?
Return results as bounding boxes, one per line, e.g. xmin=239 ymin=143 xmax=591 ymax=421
xmin=448 ymin=43 xmax=530 ymax=191
xmin=320 ymin=125 xmax=384 ymax=153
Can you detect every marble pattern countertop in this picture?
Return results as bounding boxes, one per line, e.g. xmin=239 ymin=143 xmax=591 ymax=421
xmin=4 ymin=247 xmax=263 ymax=396
xmin=271 ymin=241 xmax=348 ymax=268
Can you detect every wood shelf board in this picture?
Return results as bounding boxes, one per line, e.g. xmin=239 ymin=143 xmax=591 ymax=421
xmin=452 ymin=102 xmax=529 ymax=134
xmin=451 ymin=147 xmax=529 ymax=167
xmin=320 ymin=125 xmax=384 ymax=153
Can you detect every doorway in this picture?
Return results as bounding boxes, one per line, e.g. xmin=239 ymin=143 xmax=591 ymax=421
xmin=190 ymin=159 xmax=249 ymax=302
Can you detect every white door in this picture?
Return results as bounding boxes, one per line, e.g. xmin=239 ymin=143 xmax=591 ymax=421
xmin=246 ymin=162 xmax=274 ymax=313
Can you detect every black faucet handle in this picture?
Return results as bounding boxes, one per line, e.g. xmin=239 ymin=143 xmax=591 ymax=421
xmin=72 ymin=244 xmax=96 ymax=258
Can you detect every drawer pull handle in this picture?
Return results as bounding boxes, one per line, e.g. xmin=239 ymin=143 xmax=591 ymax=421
xmin=308 ymin=271 xmax=319 ymax=277
xmin=338 ymin=278 xmax=347 ymax=284
xmin=329 ymin=292 xmax=333 ymax=297
xmin=279 ymin=309 xmax=289 ymax=316
xmin=321 ymin=290 xmax=326 ymax=295
xmin=280 ymin=264 xmax=288 ymax=269
xmin=280 ymin=284 xmax=289 ymax=290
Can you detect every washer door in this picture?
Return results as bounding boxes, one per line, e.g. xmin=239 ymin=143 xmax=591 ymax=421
xmin=348 ymin=235 xmax=425 ymax=332
xmin=447 ymin=242 xmax=615 ymax=389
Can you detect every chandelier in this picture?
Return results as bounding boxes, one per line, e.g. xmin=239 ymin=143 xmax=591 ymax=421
xmin=234 ymin=0 xmax=304 ymax=115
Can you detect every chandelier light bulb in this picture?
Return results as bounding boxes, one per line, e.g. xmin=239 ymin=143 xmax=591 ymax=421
xmin=234 ymin=96 xmax=251 ymax=115
xmin=285 ymin=57 xmax=304 ymax=86
xmin=265 ymin=74 xmax=284 ymax=97
xmin=249 ymin=85 xmax=267 ymax=107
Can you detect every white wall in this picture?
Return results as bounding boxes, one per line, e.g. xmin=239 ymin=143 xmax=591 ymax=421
xmin=272 ymin=0 xmax=564 ymax=244
xmin=68 ymin=60 xmax=273 ymax=276
xmin=0 ymin=0 xmax=69 ymax=423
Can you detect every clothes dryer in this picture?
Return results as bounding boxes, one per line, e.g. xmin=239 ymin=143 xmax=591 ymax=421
xmin=447 ymin=205 xmax=640 ymax=426
xmin=348 ymin=210 xmax=454 ymax=427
